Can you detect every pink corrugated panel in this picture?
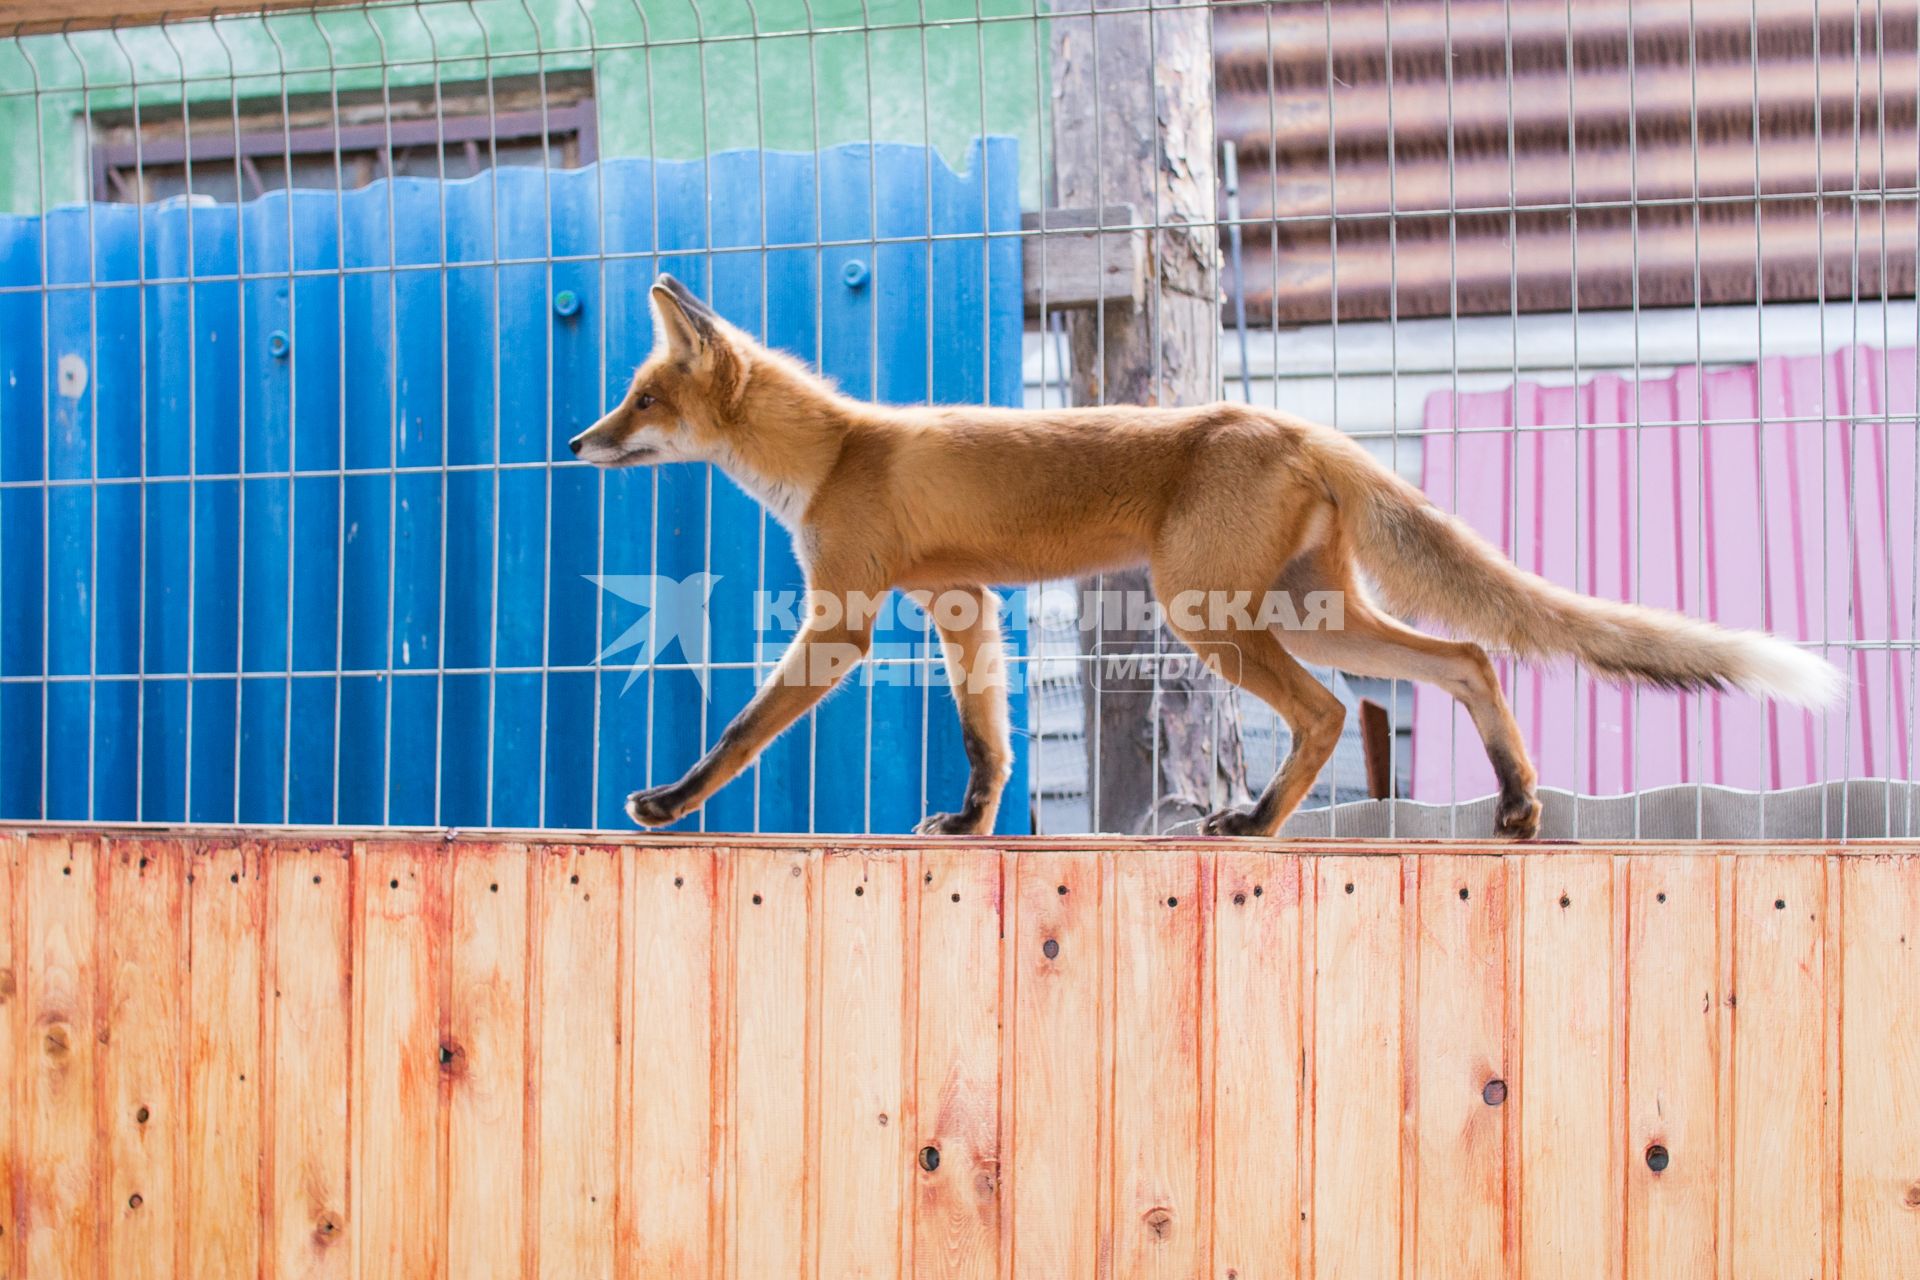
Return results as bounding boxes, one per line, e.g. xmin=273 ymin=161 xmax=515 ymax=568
xmin=1415 ymin=345 xmax=1918 ymax=802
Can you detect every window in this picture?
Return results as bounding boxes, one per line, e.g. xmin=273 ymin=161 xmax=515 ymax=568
xmin=91 ymin=72 xmax=596 ymax=203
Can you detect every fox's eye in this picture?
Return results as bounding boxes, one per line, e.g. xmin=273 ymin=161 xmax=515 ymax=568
xmin=635 ymin=393 xmax=655 ymax=411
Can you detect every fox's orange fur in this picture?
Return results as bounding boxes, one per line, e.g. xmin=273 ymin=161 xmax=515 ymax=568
xmin=570 ymin=275 xmax=1843 ymax=838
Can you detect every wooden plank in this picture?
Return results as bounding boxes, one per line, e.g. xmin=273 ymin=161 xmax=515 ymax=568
xmin=15 ymin=827 xmax=1920 ymax=1280
xmin=1111 ymin=852 xmax=1207 ymax=1279
xmin=1717 ymin=856 xmax=1735 ymax=1280
xmin=1358 ymin=699 xmax=1395 ymax=800
xmin=816 ymin=850 xmax=907 ymax=1280
xmin=1820 ymin=855 xmax=1842 ymax=1280
xmin=102 ymin=838 xmax=187 ymax=1280
xmin=709 ymin=848 xmax=738 ymax=1280
xmin=532 ymin=844 xmax=621 ymax=1279
xmin=1005 ymin=850 xmax=1104 ymax=1280
xmin=1516 ymin=853 xmax=1616 ymax=1280
xmin=1401 ymin=855 xmax=1418 ymax=1280
xmin=1311 ymin=855 xmax=1403 ymax=1280
xmin=1019 ymin=205 xmax=1147 ymax=314
xmin=1500 ymin=853 xmax=1524 ymax=1280
xmin=728 ymin=845 xmax=816 ymax=1279
xmin=1211 ymin=851 xmax=1303 ymax=1279
xmin=1725 ymin=854 xmax=1826 ymax=1276
xmin=270 ymin=843 xmax=352 ymax=1279
xmin=1297 ymin=854 xmax=1319 ymax=1280
xmin=353 ymin=841 xmax=444 ymax=1278
xmin=1839 ymin=854 xmax=1920 ymax=1271
xmin=0 ymin=833 xmax=15 ymax=1279
xmin=1405 ymin=852 xmax=1420 ymax=1280
xmin=1624 ymin=855 xmax=1718 ymax=1277
xmin=19 ymin=833 xmax=99 ymax=1278
xmin=0 ymin=0 xmax=361 ymax=36
xmin=185 ymin=839 xmax=265 ymax=1279
xmin=621 ymin=846 xmax=716 ymax=1277
xmin=446 ymin=842 xmax=531 ymax=1280
xmin=912 ymin=847 xmax=1003 ymax=1280
xmin=1412 ymin=854 xmax=1506 ymax=1280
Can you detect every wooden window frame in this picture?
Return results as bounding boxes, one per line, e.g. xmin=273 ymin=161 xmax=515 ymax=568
xmin=91 ymin=86 xmax=599 ymax=203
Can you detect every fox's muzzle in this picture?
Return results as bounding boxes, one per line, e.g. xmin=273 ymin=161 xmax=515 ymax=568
xmin=570 ymin=411 xmax=675 ymax=467
xmin=569 ymin=413 xmax=627 ymax=462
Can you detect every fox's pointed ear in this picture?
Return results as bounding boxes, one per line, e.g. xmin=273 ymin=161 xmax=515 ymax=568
xmin=649 ymin=274 xmax=716 ymax=363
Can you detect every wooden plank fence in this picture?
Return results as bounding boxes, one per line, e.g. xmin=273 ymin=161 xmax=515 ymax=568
xmin=3 ymin=829 xmax=1919 ymax=1277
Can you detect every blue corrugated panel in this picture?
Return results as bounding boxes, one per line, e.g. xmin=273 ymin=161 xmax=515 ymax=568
xmin=0 ymin=139 xmax=1028 ymax=834
xmin=0 ymin=208 xmax=41 ymax=817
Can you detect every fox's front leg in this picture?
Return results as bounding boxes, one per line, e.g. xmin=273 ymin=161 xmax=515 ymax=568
xmin=913 ymin=587 xmax=1012 ymax=836
xmin=626 ymin=612 xmax=873 ymax=827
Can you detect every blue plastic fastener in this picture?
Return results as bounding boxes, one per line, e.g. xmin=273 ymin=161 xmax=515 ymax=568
xmin=841 ymin=259 xmax=870 ymax=289
xmin=268 ymin=330 xmax=291 ymax=359
xmin=553 ymin=289 xmax=581 ymax=317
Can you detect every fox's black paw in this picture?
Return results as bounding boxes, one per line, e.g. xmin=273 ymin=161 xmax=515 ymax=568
xmin=626 ymin=785 xmax=689 ymax=828
xmin=914 ymin=810 xmax=986 ymax=836
xmin=1494 ymin=792 xmax=1542 ymax=841
xmin=1202 ymin=807 xmax=1266 ymax=838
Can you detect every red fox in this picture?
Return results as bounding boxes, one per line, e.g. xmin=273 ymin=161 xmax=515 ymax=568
xmin=569 ymin=274 xmax=1843 ymax=839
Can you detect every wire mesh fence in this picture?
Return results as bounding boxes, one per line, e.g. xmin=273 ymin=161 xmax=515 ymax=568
xmin=0 ymin=0 xmax=1914 ymax=837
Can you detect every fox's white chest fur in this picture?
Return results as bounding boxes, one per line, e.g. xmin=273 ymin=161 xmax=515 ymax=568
xmin=714 ymin=444 xmax=812 ymax=530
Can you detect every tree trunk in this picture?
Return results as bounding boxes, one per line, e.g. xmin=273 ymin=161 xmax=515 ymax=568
xmin=1049 ymin=0 xmax=1247 ymax=833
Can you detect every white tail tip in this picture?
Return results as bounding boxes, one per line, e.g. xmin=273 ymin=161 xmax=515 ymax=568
xmin=1733 ymin=636 xmax=1846 ymax=709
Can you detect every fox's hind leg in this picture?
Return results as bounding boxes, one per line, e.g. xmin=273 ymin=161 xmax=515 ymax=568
xmin=1276 ymin=554 xmax=1541 ymax=839
xmin=911 ymin=586 xmax=1012 ymax=836
xmin=1151 ymin=574 xmax=1348 ymax=838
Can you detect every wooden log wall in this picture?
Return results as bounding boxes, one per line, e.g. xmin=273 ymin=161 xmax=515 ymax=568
xmin=3 ymin=829 xmax=1919 ymax=1277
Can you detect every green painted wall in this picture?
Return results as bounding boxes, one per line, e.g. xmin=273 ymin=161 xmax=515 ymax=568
xmin=0 ymin=0 xmax=1047 ymax=215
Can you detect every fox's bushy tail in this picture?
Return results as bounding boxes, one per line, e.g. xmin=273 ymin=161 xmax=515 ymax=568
xmin=1311 ymin=433 xmax=1844 ymax=708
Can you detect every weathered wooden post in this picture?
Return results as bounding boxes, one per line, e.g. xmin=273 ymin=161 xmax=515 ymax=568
xmin=1046 ymin=0 xmax=1245 ymax=831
